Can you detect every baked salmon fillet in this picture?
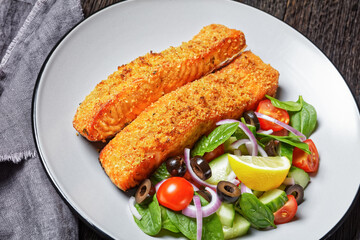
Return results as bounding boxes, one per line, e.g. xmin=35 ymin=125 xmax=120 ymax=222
xmin=73 ymin=24 xmax=246 ymax=141
xmin=99 ymin=51 xmax=279 ymax=191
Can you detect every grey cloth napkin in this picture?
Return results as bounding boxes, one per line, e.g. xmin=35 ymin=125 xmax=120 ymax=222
xmin=0 ymin=0 xmax=83 ymax=239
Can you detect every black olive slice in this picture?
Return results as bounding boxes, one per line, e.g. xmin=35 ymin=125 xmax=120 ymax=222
xmin=217 ymin=181 xmax=241 ymax=203
xmin=196 ymin=190 xmax=212 ymax=203
xmin=166 ymin=156 xmax=186 ymax=177
xmin=285 ymin=184 xmax=304 ymax=205
xmin=243 ymin=110 xmax=260 ymax=131
xmin=265 ymin=140 xmax=279 ymax=156
xmin=135 ymin=179 xmax=155 ymax=205
xmin=190 ymin=156 xmax=212 ymax=180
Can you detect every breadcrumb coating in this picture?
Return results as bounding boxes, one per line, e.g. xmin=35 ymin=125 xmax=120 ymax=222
xmin=99 ymin=51 xmax=279 ymax=191
xmin=73 ymin=24 xmax=246 ymax=141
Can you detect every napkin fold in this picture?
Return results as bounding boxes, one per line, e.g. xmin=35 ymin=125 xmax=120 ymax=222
xmin=0 ymin=0 xmax=83 ymax=238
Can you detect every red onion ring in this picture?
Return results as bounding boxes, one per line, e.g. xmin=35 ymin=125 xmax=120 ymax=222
xmin=184 ymin=148 xmax=217 ymax=190
xmin=230 ymin=139 xmax=251 ymax=150
xmin=255 ymin=112 xmax=306 ymax=141
xmin=282 ymin=177 xmax=295 ymax=185
xmin=194 ymin=196 xmax=202 ymax=240
xmin=129 ymin=196 xmax=142 ymax=220
xmin=216 ymin=120 xmax=258 ymax=156
xmin=240 ymin=183 xmax=252 ymax=194
xmin=182 ymin=187 xmax=221 ymax=218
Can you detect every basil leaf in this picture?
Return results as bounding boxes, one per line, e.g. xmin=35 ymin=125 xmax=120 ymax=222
xmin=150 ymin=162 xmax=170 ymax=184
xmin=191 ymin=122 xmax=239 ymax=157
xmin=278 ymin=142 xmax=294 ymax=164
xmin=238 ymin=193 xmax=276 ymax=229
xmin=202 ymin=213 xmax=224 ymax=240
xmin=161 ymin=206 xmax=180 ymax=233
xmin=290 ymin=96 xmax=317 ymax=138
xmin=266 ymin=95 xmax=302 ymax=111
xmin=134 ymin=195 xmax=162 ymax=236
xmin=166 ymin=209 xmax=197 ymax=240
xmin=257 ymin=133 xmax=310 ymax=154
xmin=166 ymin=209 xmax=223 ymax=240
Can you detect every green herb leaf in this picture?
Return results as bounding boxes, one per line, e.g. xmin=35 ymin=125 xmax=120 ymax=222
xmin=134 ymin=195 xmax=162 ymax=236
xmin=290 ymin=96 xmax=317 ymax=138
xmin=257 ymin=133 xmax=310 ymax=154
xmin=278 ymin=142 xmax=294 ymax=164
xmin=191 ymin=122 xmax=239 ymax=157
xmin=150 ymin=162 xmax=170 ymax=184
xmin=166 ymin=209 xmax=224 ymax=240
xmin=266 ymin=95 xmax=303 ymax=111
xmin=160 ymin=206 xmax=180 ymax=233
xmin=238 ymin=193 xmax=276 ymax=229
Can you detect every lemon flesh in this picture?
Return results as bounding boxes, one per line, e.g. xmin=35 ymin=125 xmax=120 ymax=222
xmin=228 ymin=155 xmax=291 ymax=191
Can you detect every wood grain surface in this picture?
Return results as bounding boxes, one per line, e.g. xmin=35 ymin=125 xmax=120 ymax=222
xmin=78 ymin=0 xmax=360 ymax=239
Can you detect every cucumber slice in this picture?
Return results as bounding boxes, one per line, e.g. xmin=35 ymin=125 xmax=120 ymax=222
xmin=223 ymin=213 xmax=250 ymax=240
xmin=288 ymin=166 xmax=310 ymax=189
xmin=216 ymin=202 xmax=235 ymax=227
xmin=206 ymin=154 xmax=232 ymax=185
xmin=259 ymin=189 xmax=288 ymax=212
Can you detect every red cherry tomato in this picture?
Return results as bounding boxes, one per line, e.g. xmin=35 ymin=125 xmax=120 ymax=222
xmin=292 ymin=139 xmax=319 ymax=173
xmin=157 ymin=177 xmax=194 ymax=211
xmin=274 ymin=195 xmax=298 ymax=224
xmin=256 ymin=99 xmax=290 ymax=131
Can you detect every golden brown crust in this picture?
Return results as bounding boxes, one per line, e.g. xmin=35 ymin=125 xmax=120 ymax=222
xmin=73 ymin=24 xmax=246 ymax=141
xmin=99 ymin=51 xmax=279 ymax=191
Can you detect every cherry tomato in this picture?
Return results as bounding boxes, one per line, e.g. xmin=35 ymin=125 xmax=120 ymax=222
xmin=203 ymin=144 xmax=225 ymax=162
xmin=256 ymin=99 xmax=290 ymax=131
xmin=274 ymin=195 xmax=298 ymax=224
xmin=292 ymin=139 xmax=319 ymax=173
xmin=157 ymin=177 xmax=194 ymax=211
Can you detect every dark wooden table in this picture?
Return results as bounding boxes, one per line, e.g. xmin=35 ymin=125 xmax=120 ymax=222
xmin=79 ymin=0 xmax=360 ymax=239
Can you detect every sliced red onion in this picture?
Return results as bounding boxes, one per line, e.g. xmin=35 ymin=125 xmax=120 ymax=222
xmin=216 ymin=119 xmax=239 ymax=125
xmin=231 ymin=178 xmax=241 ymax=186
xmin=155 ymin=179 xmax=166 ymax=192
xmin=230 ymin=139 xmax=251 ymax=150
xmin=182 ymin=187 xmax=221 ymax=218
xmin=227 ymin=171 xmax=237 ymax=181
xmin=184 ymin=148 xmax=217 ymax=190
xmin=257 ymin=129 xmax=274 ymax=135
xmin=282 ymin=177 xmax=295 ymax=185
xmin=129 ymin=196 xmax=142 ymax=220
xmin=240 ymin=183 xmax=252 ymax=194
xmin=257 ymin=144 xmax=268 ymax=157
xmin=255 ymin=112 xmax=306 ymax=141
xmin=194 ymin=196 xmax=203 ymax=240
xmin=216 ymin=120 xmax=258 ymax=156
xmin=234 ymin=149 xmax=241 ymax=157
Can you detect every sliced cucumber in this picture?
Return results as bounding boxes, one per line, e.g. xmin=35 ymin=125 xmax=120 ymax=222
xmin=216 ymin=202 xmax=235 ymax=227
xmin=259 ymin=189 xmax=288 ymax=212
xmin=206 ymin=154 xmax=232 ymax=185
xmin=223 ymin=213 xmax=250 ymax=240
xmin=288 ymin=166 xmax=310 ymax=189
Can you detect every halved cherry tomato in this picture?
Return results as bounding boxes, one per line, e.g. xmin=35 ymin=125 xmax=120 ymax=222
xmin=292 ymin=139 xmax=319 ymax=173
xmin=274 ymin=195 xmax=298 ymax=224
xmin=157 ymin=177 xmax=194 ymax=211
xmin=256 ymin=99 xmax=290 ymax=132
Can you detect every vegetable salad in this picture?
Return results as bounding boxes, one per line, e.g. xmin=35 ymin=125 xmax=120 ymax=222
xmin=129 ymin=95 xmax=319 ymax=240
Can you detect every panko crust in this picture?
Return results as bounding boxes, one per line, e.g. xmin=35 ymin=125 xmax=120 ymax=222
xmin=73 ymin=24 xmax=246 ymax=141
xmin=100 ymin=51 xmax=279 ymax=191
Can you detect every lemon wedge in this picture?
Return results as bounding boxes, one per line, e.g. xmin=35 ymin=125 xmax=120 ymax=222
xmin=228 ymin=155 xmax=291 ymax=191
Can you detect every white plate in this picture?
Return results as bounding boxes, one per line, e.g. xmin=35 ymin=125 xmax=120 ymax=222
xmin=33 ymin=0 xmax=360 ymax=239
